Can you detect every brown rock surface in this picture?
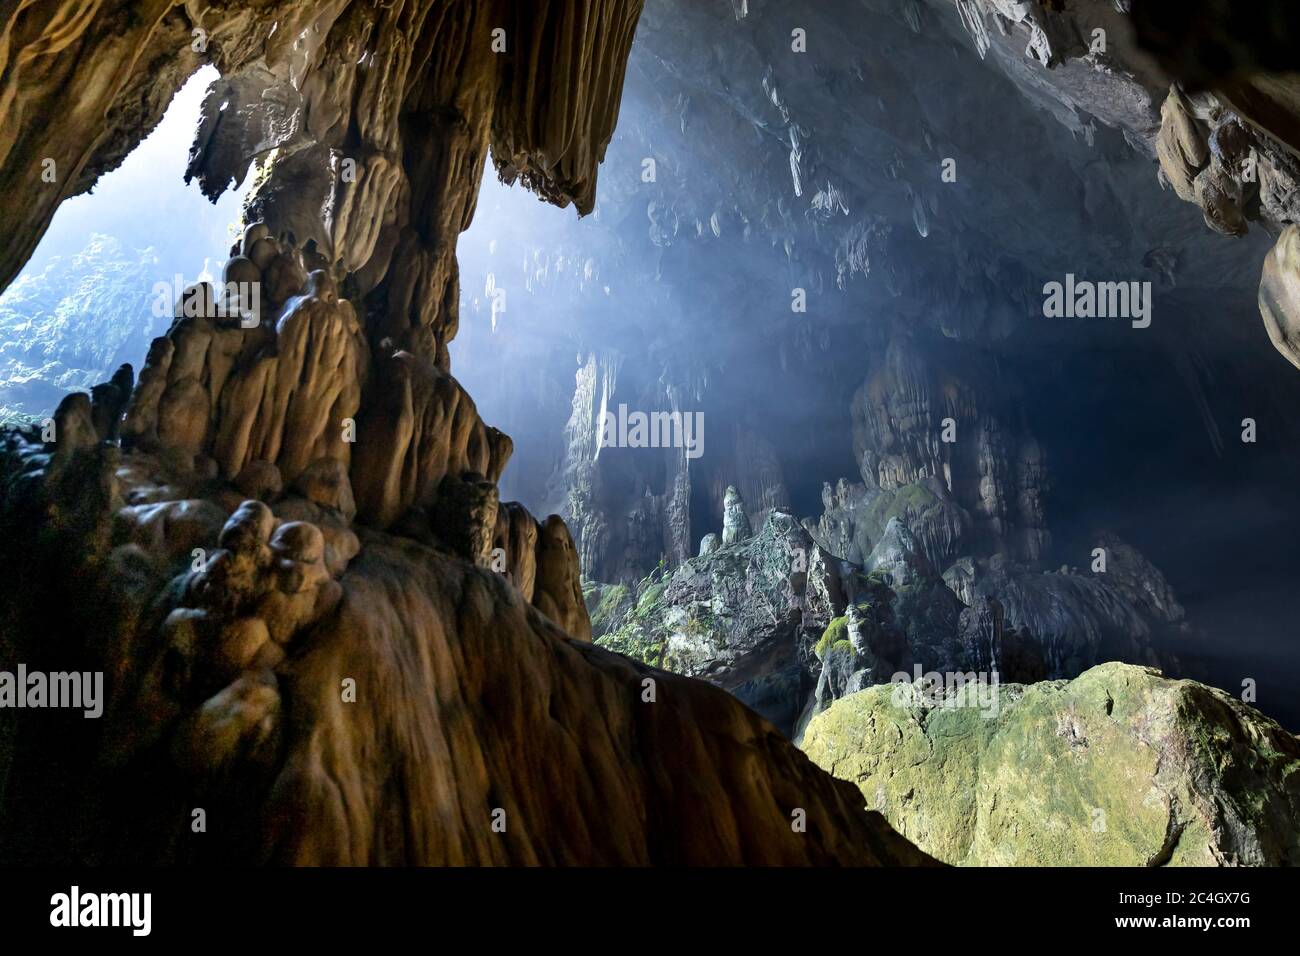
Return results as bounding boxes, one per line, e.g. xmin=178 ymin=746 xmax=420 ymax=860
xmin=0 ymin=432 xmax=930 ymax=865
xmin=0 ymin=0 xmax=928 ymax=866
xmin=1261 ymin=225 xmax=1300 ymax=371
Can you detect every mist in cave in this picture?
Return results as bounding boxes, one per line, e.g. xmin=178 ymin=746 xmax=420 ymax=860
xmin=0 ymin=67 xmax=248 ymax=422
xmin=450 ymin=10 xmax=1300 ymax=730
xmin=3 ymin=0 xmax=1300 ymax=872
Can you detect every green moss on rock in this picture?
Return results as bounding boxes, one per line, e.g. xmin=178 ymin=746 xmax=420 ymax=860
xmin=815 ymin=615 xmax=850 ymax=660
xmin=587 ymin=583 xmax=631 ymax=633
xmin=865 ymin=482 xmax=938 ymax=540
xmin=802 ymin=662 xmax=1300 ymax=866
xmin=636 ymin=581 xmax=666 ymax=617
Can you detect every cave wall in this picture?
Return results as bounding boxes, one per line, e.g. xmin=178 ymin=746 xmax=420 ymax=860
xmin=463 ymin=0 xmax=1300 ymax=733
xmin=462 ymin=0 xmax=1300 ymax=587
xmin=0 ymin=0 xmax=938 ymax=865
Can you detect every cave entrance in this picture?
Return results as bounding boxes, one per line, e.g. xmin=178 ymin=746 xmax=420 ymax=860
xmin=0 ymin=66 xmax=251 ymax=425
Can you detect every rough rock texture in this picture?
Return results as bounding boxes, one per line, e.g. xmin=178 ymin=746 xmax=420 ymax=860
xmin=720 ymin=484 xmax=752 ymax=546
xmin=803 ymin=662 xmax=1300 ymax=866
xmin=1153 ymin=83 xmax=1300 ymax=241
xmin=951 ymin=535 xmax=1188 ymax=678
xmin=1130 ymin=3 xmax=1300 ymax=366
xmin=594 ymin=509 xmax=841 ymax=737
xmin=706 ymin=426 xmax=791 ymax=536
xmin=0 ymin=427 xmax=933 ymax=864
xmin=812 ymin=479 xmax=971 ymax=574
xmin=550 ymin=353 xmax=695 ymax=585
xmin=593 ymin=486 xmax=1188 ymax=744
xmin=801 ymin=334 xmax=1182 ymax=690
xmin=0 ymin=0 xmax=936 ymax=866
xmin=848 ymin=335 xmax=1049 ymax=565
xmin=1261 ymin=225 xmax=1300 ymax=370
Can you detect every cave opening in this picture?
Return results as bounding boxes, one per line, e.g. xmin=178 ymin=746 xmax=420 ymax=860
xmin=0 ymin=67 xmax=250 ymax=425
xmin=2 ymin=0 xmax=1300 ymax=874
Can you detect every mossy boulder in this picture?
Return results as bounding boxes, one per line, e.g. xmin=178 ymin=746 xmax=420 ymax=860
xmin=802 ymin=662 xmax=1300 ymax=866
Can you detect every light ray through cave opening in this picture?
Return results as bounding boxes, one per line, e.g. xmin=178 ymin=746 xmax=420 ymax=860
xmin=0 ymin=67 xmax=249 ymax=423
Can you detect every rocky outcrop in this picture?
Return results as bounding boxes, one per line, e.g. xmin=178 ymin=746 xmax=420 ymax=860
xmin=551 ymin=353 xmax=695 ymax=585
xmin=0 ymin=0 xmax=938 ymax=867
xmin=720 ymin=484 xmax=752 ymax=546
xmin=1154 ymin=83 xmax=1300 ymax=243
xmin=0 ymin=425 xmax=930 ymax=864
xmin=935 ymin=0 xmax=1300 ymax=374
xmin=595 ymin=477 xmax=1189 ymax=745
xmin=849 ymin=335 xmax=1049 ymax=565
xmin=122 ymin=255 xmax=367 ymax=484
xmin=803 ymin=662 xmax=1300 ymax=866
xmin=812 ymin=480 xmax=969 ymax=578
xmin=954 ymin=536 xmax=1187 ymax=678
xmin=797 ymin=333 xmax=1187 ymax=692
xmin=594 ymin=508 xmax=844 ymax=737
xmin=707 ymin=426 xmax=791 ymax=536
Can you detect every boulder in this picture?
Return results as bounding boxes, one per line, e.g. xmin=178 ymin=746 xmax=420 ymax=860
xmin=803 ymin=663 xmax=1300 ymax=866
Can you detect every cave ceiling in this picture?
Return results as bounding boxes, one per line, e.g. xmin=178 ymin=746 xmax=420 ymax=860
xmin=449 ymin=0 xmax=1299 ymax=400
xmin=2 ymin=0 xmax=1300 ymax=870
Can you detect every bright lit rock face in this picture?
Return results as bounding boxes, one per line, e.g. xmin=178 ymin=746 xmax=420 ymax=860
xmin=803 ymin=663 xmax=1300 ymax=866
xmin=1261 ymin=225 xmax=1300 ymax=371
xmin=592 ymin=509 xmax=842 ymax=738
xmin=0 ymin=0 xmax=936 ymax=865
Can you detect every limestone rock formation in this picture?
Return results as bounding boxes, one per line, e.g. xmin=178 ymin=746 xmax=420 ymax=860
xmin=8 ymin=0 xmax=1300 ymax=871
xmin=549 ymin=353 xmax=697 ymax=585
xmin=594 ymin=509 xmax=843 ymax=737
xmin=848 ymin=335 xmax=1049 ymax=565
xmin=955 ymin=538 xmax=1187 ymax=678
xmin=0 ymin=424 xmax=935 ymax=864
xmin=721 ymin=484 xmax=752 ymax=546
xmin=933 ymin=0 xmax=1300 ymax=378
xmin=797 ymin=335 xmax=1187 ymax=692
xmin=0 ymin=0 xmax=937 ymax=867
xmin=1261 ymin=225 xmax=1300 ymax=371
xmin=441 ymin=0 xmax=1300 ymax=614
xmin=707 ymin=426 xmax=792 ymax=537
xmin=595 ymin=478 xmax=1187 ymax=746
xmin=803 ymin=663 xmax=1300 ymax=866
xmin=1154 ymin=85 xmax=1299 ymax=241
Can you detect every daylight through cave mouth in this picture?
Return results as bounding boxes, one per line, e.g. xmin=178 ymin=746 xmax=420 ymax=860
xmin=1 ymin=0 xmax=1300 ymax=877
xmin=0 ymin=68 xmax=249 ymax=424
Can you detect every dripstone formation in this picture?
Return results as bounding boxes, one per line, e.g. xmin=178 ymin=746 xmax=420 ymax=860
xmin=0 ymin=0 xmax=932 ymax=865
xmin=4 ymin=0 xmax=1300 ymax=870
xmin=499 ymin=0 xmax=1300 ymax=586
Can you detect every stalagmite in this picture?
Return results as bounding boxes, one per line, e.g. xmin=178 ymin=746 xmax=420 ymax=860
xmin=0 ymin=0 xmax=928 ymax=867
